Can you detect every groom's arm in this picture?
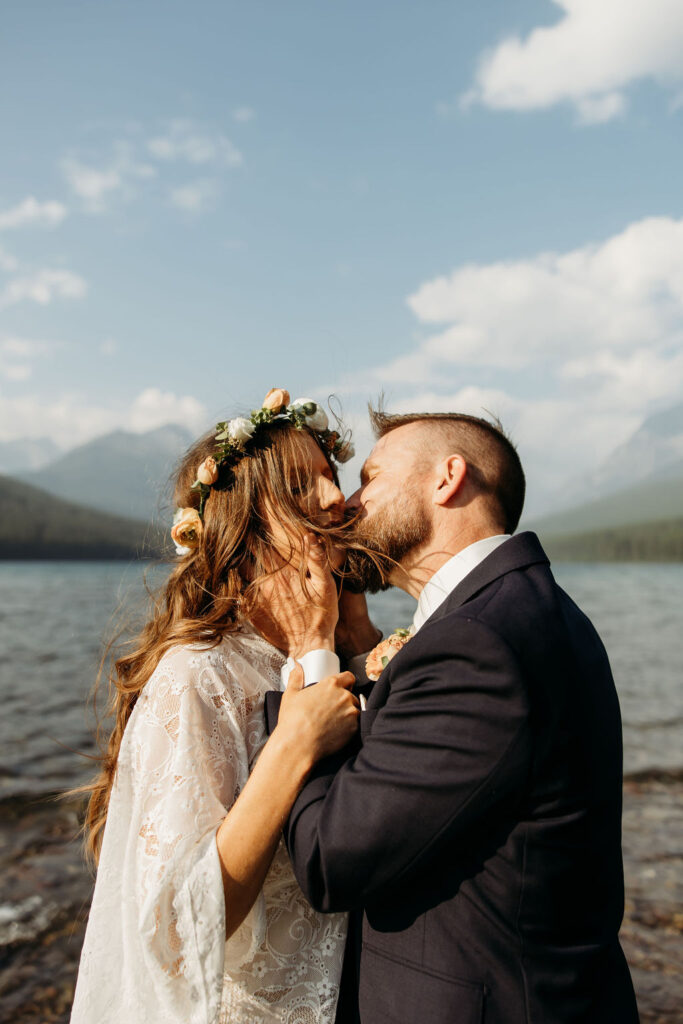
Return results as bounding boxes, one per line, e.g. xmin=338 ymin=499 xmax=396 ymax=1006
xmin=282 ymin=613 xmax=531 ymax=913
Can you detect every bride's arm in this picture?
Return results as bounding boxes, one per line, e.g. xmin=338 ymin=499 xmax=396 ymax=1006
xmin=216 ymin=663 xmax=358 ymax=938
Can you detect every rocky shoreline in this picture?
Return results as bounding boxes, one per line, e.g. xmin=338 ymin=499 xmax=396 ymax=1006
xmin=0 ymin=781 xmax=681 ymax=1023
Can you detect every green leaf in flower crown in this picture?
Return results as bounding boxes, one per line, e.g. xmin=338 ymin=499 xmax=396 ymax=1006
xmin=215 ymin=430 xmax=230 ymax=441
xmin=381 ymin=655 xmax=389 ymax=668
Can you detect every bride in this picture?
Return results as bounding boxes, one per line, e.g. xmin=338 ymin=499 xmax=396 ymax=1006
xmin=71 ymin=390 xmax=378 ymax=1024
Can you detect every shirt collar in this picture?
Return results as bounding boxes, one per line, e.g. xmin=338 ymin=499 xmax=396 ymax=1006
xmin=412 ymin=534 xmax=511 ymax=633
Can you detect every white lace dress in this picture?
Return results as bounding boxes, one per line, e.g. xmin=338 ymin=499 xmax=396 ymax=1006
xmin=71 ymin=626 xmax=348 ymax=1024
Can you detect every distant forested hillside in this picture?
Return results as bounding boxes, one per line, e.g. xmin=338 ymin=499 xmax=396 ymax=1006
xmin=527 ymin=472 xmax=683 ymax=535
xmin=542 ymin=518 xmax=683 ymax=563
xmin=0 ymin=475 xmax=164 ymax=559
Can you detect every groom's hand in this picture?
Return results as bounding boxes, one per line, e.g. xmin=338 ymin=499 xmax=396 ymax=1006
xmin=335 ymin=587 xmax=382 ymax=659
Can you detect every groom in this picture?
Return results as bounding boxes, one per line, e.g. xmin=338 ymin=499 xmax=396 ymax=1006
xmin=277 ymin=407 xmax=639 ymax=1023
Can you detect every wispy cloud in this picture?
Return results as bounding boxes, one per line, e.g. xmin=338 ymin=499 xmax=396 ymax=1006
xmin=169 ymin=178 xmax=219 ymax=212
xmin=462 ymin=0 xmax=683 ymax=123
xmin=0 ymin=246 xmax=18 ymax=272
xmin=0 ymin=197 xmax=68 ymax=231
xmin=232 ymin=106 xmax=255 ymax=123
xmin=126 ymin=387 xmax=207 ymax=434
xmin=61 ymin=142 xmax=156 ymax=212
xmin=0 ymin=335 xmax=59 ymax=383
xmin=147 ymin=119 xmax=243 ymax=167
xmin=0 ymin=269 xmax=87 ymax=310
xmin=0 ymin=386 xmax=207 ymax=448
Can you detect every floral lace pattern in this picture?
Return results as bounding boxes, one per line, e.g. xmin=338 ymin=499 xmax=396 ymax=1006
xmin=71 ymin=626 xmax=348 ymax=1024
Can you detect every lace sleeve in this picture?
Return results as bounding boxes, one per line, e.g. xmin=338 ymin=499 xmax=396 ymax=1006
xmin=93 ymin=650 xmax=266 ymax=1023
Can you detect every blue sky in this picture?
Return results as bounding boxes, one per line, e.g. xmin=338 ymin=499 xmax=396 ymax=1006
xmin=2 ymin=0 xmax=683 ymax=512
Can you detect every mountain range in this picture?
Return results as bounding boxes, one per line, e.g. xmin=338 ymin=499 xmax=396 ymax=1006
xmin=0 ymin=437 xmax=62 ymax=475
xmin=569 ymin=401 xmax=683 ymax=503
xmin=17 ymin=423 xmax=194 ymax=522
xmin=527 ymin=402 xmax=683 ymax=537
xmin=2 ymin=401 xmax=682 ymax=557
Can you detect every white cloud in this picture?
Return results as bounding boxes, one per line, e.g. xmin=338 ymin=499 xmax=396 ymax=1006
xmin=575 ymin=91 xmax=626 ymax=125
xmin=348 ymin=215 xmax=683 ymax=512
xmin=0 ymin=246 xmax=17 ymax=272
xmin=127 ymin=388 xmax=207 ymax=434
xmin=405 ymin=216 xmax=683 ymax=379
xmin=0 ymin=269 xmax=87 ymax=310
xmin=0 ymin=387 xmax=207 ymax=449
xmin=169 ymin=178 xmax=219 ymax=212
xmin=100 ymin=338 xmax=118 ymax=357
xmin=0 ymin=336 xmax=57 ymax=383
xmin=147 ymin=120 xmax=242 ymax=167
xmin=61 ymin=142 xmax=156 ymax=212
xmin=232 ymin=107 xmax=255 ymax=123
xmin=0 ymin=197 xmax=68 ymax=231
xmin=3 ymin=364 xmax=31 ymax=382
xmin=463 ymin=0 xmax=683 ymax=122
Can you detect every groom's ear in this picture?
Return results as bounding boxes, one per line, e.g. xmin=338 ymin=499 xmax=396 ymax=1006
xmin=433 ymin=454 xmax=467 ymax=507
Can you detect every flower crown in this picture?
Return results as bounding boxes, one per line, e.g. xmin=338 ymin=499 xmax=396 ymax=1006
xmin=171 ymin=388 xmax=354 ymax=555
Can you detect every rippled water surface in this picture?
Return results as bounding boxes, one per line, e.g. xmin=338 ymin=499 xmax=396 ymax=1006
xmin=0 ymin=559 xmax=681 ymax=1022
xmin=369 ymin=562 xmax=683 ymax=778
xmin=0 ymin=560 xmax=682 ymax=798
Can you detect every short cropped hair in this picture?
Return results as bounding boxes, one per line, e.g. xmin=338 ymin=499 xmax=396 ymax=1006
xmin=370 ymin=406 xmax=526 ymax=534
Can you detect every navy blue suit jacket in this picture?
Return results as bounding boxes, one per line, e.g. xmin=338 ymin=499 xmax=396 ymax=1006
xmin=282 ymin=532 xmax=639 ymax=1023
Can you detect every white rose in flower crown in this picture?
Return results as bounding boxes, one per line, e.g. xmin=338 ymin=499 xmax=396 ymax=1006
xmin=335 ymin=440 xmax=355 ymax=463
xmin=291 ymin=397 xmax=329 ymax=432
xmin=228 ymin=416 xmax=256 ymax=445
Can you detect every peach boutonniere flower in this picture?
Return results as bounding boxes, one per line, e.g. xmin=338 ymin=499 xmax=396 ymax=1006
xmin=365 ymin=627 xmax=413 ymax=682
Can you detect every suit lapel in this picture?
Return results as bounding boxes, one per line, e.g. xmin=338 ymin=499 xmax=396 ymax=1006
xmin=363 ymin=532 xmax=549 ymax=714
xmin=426 ymin=531 xmax=549 ymax=626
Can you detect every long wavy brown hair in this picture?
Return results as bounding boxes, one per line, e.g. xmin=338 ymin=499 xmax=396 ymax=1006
xmin=81 ymin=417 xmax=351 ymax=865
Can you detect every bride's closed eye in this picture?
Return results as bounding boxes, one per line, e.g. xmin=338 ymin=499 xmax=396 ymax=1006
xmin=289 ymin=478 xmax=312 ymax=499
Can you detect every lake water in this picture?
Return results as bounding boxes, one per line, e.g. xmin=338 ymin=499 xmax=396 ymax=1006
xmin=1 ymin=560 xmax=681 ymax=799
xmin=0 ymin=559 xmax=681 ymax=1022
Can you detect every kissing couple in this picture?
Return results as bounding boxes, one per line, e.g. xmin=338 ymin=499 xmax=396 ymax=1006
xmin=71 ymin=389 xmax=638 ymax=1023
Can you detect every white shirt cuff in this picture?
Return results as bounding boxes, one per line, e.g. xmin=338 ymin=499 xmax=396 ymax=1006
xmin=280 ymin=649 xmax=341 ymax=688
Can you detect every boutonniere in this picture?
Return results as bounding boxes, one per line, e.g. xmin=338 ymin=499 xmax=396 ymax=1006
xmin=365 ymin=627 xmax=413 ymax=682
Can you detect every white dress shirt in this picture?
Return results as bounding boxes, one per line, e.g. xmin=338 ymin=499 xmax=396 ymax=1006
xmin=412 ymin=534 xmax=510 ymax=634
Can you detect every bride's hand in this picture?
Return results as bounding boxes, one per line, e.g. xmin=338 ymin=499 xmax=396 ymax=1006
xmin=255 ymin=534 xmax=339 ymax=658
xmin=277 ymin=663 xmax=360 ymax=761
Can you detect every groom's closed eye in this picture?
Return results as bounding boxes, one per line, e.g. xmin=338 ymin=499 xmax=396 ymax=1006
xmin=359 ymin=462 xmax=377 ymax=487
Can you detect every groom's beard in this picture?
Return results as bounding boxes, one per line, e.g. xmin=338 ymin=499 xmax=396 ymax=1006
xmin=343 ymin=492 xmax=432 ymax=594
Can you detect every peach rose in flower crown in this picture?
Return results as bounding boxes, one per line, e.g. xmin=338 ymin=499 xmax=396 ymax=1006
xmin=262 ymin=388 xmax=291 ymax=412
xmin=365 ymin=628 xmax=412 ymax=682
xmin=196 ymin=456 xmax=219 ymax=486
xmin=171 ymin=507 xmax=203 ymax=555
